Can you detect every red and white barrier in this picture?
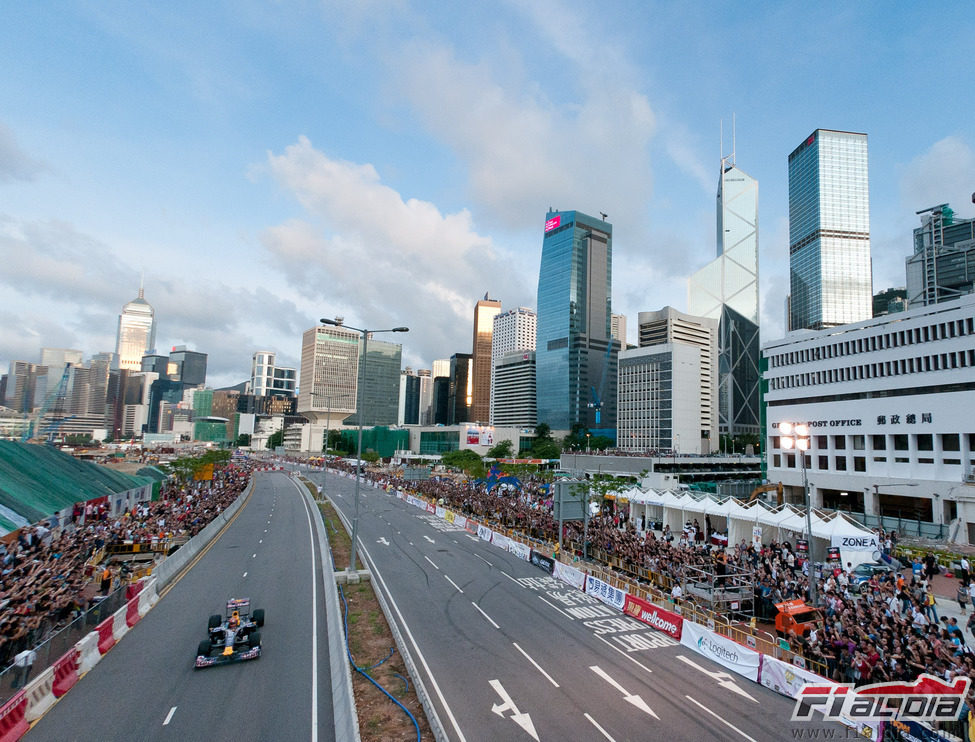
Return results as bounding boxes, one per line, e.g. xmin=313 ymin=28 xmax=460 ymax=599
xmin=112 ymin=605 xmax=129 ymax=642
xmin=125 ymin=596 xmax=141 ymax=628
xmin=137 ymin=578 xmax=158 ymax=616
xmin=51 ymin=650 xmax=79 ymax=698
xmin=0 ymin=691 xmax=28 ymax=742
xmin=76 ymin=631 xmax=101 ymax=675
xmin=23 ymin=667 xmax=55 ymax=722
xmin=95 ymin=616 xmax=116 ymax=654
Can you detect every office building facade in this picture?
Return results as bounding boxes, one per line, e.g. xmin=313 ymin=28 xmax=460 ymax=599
xmin=470 ymin=296 xmax=502 ymax=423
xmin=490 ymin=307 xmax=537 ymax=425
xmin=763 ymin=294 xmax=975 ymax=544
xmin=298 ymin=324 xmax=360 ymax=427
xmin=788 ymin=129 xmax=872 ymax=331
xmin=907 ymin=204 xmax=975 ymax=307
xmin=688 ymin=157 xmax=761 ymax=437
xmin=169 ymin=346 xmax=208 ymax=388
xmin=115 ymin=286 xmax=156 ymax=371
xmin=343 ymin=338 xmax=402 ymax=428
xmin=251 ymin=351 xmax=297 ymax=398
xmin=448 ymin=353 xmax=473 ymax=425
xmin=491 ymin=351 xmax=536 ymax=427
xmin=536 ymin=210 xmax=617 ymax=431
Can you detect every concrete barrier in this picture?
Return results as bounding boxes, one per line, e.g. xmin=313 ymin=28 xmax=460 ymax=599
xmin=51 ymin=650 xmax=79 ymax=698
xmin=23 ymin=667 xmax=55 ymax=722
xmin=0 ymin=691 xmax=28 ymax=742
xmin=125 ymin=595 xmax=141 ymax=628
xmin=95 ymin=617 xmax=115 ymax=655
xmin=76 ymin=632 xmax=100 ymax=675
xmin=137 ymin=578 xmax=158 ymax=616
xmin=111 ymin=605 xmax=129 ymax=642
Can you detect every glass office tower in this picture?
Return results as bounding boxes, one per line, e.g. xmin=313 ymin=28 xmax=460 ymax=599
xmin=535 ymin=210 xmax=617 ymax=433
xmin=788 ymin=129 xmax=872 ymax=330
xmin=688 ymin=158 xmax=760 ymax=437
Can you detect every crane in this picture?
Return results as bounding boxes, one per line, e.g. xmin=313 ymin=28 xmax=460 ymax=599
xmin=587 ymin=340 xmax=617 ymax=426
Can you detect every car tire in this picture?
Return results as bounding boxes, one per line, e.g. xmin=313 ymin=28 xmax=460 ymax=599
xmin=253 ymin=609 xmax=265 ymax=627
xmin=208 ymin=614 xmax=221 ymax=630
xmin=197 ymin=640 xmax=212 ymax=657
xmin=249 ymin=631 xmax=261 ymax=648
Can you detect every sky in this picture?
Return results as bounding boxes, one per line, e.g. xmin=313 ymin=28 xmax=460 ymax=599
xmin=2 ymin=1 xmax=974 ymax=390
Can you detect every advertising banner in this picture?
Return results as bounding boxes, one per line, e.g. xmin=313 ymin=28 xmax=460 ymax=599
xmin=585 ymin=575 xmax=627 ymax=611
xmin=444 ymin=511 xmax=455 ymax=524
xmin=435 ymin=507 xmax=446 ymax=519
xmin=426 ymin=503 xmax=436 ymax=514
xmin=508 ymin=541 xmax=531 ymax=561
xmin=493 ymin=533 xmax=511 ymax=552
xmin=453 ymin=515 xmax=467 ymax=529
xmin=622 ymin=594 xmax=683 ymax=640
xmin=759 ymin=654 xmax=832 ymax=699
xmin=680 ymin=622 xmax=760 ymax=682
xmin=477 ymin=524 xmax=493 ymax=542
xmin=752 ymin=526 xmax=762 ymax=549
xmin=529 ymin=551 xmax=555 ymax=574
xmin=553 ymin=561 xmax=586 ymax=590
xmin=466 ymin=427 xmax=480 ymax=445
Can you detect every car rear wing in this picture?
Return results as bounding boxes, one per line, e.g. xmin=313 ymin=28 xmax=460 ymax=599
xmin=227 ymin=598 xmax=251 ymax=611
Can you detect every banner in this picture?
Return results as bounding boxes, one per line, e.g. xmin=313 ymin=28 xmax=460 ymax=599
xmin=759 ymin=654 xmax=832 ymax=699
xmin=493 ymin=533 xmax=511 ymax=551
xmin=508 ymin=541 xmax=531 ymax=561
xmin=453 ymin=515 xmax=467 ymax=529
xmin=477 ymin=524 xmax=493 ymax=542
xmin=622 ymin=594 xmax=683 ymax=640
xmin=444 ymin=511 xmax=455 ymax=524
xmin=426 ymin=503 xmax=436 ymax=514
xmin=680 ymin=622 xmax=760 ymax=682
xmin=435 ymin=506 xmax=446 ymax=519
xmin=529 ymin=551 xmax=555 ymax=574
xmin=752 ymin=526 xmax=762 ymax=549
xmin=553 ymin=561 xmax=586 ymax=590
xmin=830 ymin=532 xmax=879 ymax=553
xmin=585 ymin=575 xmax=627 ymax=611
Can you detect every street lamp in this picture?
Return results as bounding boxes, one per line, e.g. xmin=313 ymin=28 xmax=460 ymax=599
xmin=779 ymin=421 xmax=817 ymax=607
xmin=320 ymin=317 xmax=408 ymax=573
xmin=586 ymin=433 xmax=591 ymax=454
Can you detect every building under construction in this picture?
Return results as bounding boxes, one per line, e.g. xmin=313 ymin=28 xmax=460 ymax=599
xmin=907 ymin=204 xmax=975 ymax=307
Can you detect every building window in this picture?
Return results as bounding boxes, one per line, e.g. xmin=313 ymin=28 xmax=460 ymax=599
xmin=818 ymin=456 xmax=828 ymax=470
xmin=917 ymin=434 xmax=933 ymax=452
xmin=835 ymin=457 xmax=847 ymax=471
xmin=833 ymin=436 xmax=846 ymax=450
xmin=942 ymin=434 xmax=960 ymax=452
xmin=854 ymin=457 xmax=866 ymax=472
xmin=872 ymin=435 xmax=886 ymax=450
xmin=893 ymin=434 xmax=909 ymax=451
xmin=773 ymin=454 xmax=781 ymax=468
xmin=786 ymin=454 xmax=795 ymax=468
xmin=852 ymin=435 xmax=865 ymax=450
xmin=816 ymin=435 xmax=828 ymax=449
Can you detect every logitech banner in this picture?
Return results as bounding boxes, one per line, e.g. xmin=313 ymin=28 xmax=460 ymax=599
xmin=680 ymin=621 xmax=760 ymax=682
xmin=622 ymin=594 xmax=682 ymax=640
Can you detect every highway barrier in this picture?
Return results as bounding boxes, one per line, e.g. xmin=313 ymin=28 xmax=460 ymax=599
xmin=0 ymin=692 xmax=28 ymax=742
xmin=76 ymin=633 xmax=100 ymax=675
xmin=50 ymin=651 xmax=78 ymax=698
xmin=94 ymin=617 xmax=115 ymax=655
xmin=22 ymin=668 xmax=55 ymax=722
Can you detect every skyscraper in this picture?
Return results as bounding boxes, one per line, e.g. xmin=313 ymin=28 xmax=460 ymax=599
xmin=688 ymin=155 xmax=761 ymax=436
xmin=490 ymin=307 xmax=536 ymax=425
xmin=447 ymin=353 xmax=473 ymax=425
xmin=115 ymin=285 xmax=156 ymax=371
xmin=536 ymin=210 xmax=617 ymax=432
xmin=169 ymin=346 xmax=208 ymax=388
xmin=470 ymin=295 xmax=502 ymax=423
xmin=906 ymin=204 xmax=975 ymax=307
xmin=298 ymin=324 xmax=360 ymax=427
xmin=788 ymin=129 xmax=872 ymax=330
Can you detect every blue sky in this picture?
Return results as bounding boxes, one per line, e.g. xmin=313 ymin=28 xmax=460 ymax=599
xmin=2 ymin=1 xmax=973 ymax=388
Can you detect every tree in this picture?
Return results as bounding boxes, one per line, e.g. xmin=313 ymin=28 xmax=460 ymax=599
xmin=325 ymin=429 xmax=348 ymax=454
xmin=362 ymin=450 xmax=381 ymax=463
xmin=534 ymin=422 xmax=552 ymax=441
xmin=234 ymin=433 xmax=252 ymax=447
xmin=486 ymin=439 xmax=514 ymax=459
xmin=531 ymin=438 xmax=561 ymax=460
xmin=266 ymin=429 xmax=284 ymax=450
xmin=441 ymin=449 xmax=484 ymax=477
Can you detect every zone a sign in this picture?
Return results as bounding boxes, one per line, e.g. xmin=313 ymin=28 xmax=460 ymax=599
xmin=793 ymin=674 xmax=971 ymax=724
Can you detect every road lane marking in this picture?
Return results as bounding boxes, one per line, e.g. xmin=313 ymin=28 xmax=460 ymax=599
xmin=685 ymin=695 xmax=757 ymax=741
xmin=471 ymin=602 xmax=499 ymax=629
xmin=499 ymin=570 xmax=518 ymax=584
xmin=489 ymin=679 xmax=539 ymax=741
xmin=424 ymin=535 xmax=435 ymax=543
xmin=594 ymin=634 xmax=653 ymax=675
xmin=242 ymin=572 xmax=248 ymax=578
xmin=252 ymin=553 xmax=257 ymax=558
xmin=474 ymin=554 xmax=493 ymax=568
xmin=676 ymin=655 xmax=757 ymax=703
xmin=584 ymin=713 xmax=616 ymax=741
xmin=444 ymin=575 xmax=464 ymax=593
xmin=537 ymin=595 xmax=573 ymax=620
xmin=259 ymin=539 xmax=263 ymax=544
xmin=514 ymin=643 xmax=559 ymax=687
xmin=378 ymin=537 xmax=390 ymax=545
xmin=163 ymin=707 xmax=177 ymax=726
xmin=290 ymin=477 xmax=320 ymax=741
xmin=590 ymin=665 xmax=658 ymax=718
xmin=424 ymin=555 xmax=440 ymax=570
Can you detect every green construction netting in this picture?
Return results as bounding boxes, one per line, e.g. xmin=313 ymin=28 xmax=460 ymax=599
xmin=0 ymin=441 xmax=152 ymax=531
xmin=135 ymin=465 xmax=169 ymax=482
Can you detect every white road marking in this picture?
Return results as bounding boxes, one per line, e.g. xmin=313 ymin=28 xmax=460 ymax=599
xmin=537 ymin=595 xmax=573 ymax=620
xmin=289 ymin=477 xmax=320 ymax=741
xmin=377 ymin=537 xmax=390 ymax=545
xmin=424 ymin=535 xmax=435 ymax=543
xmin=444 ymin=575 xmax=464 ymax=593
xmin=489 ymin=679 xmax=539 ymax=741
xmin=594 ymin=634 xmax=654 ymax=675
xmin=242 ymin=572 xmax=248 ymax=578
xmin=514 ymin=643 xmax=559 ymax=688
xmin=474 ymin=554 xmax=493 ymax=568
xmin=409 ymin=541 xmax=414 ymax=546
xmin=584 ymin=713 xmax=616 ymax=742
xmin=424 ymin=555 xmax=440 ymax=570
xmin=676 ymin=655 xmax=758 ymax=703
xmin=259 ymin=540 xmax=263 ymax=544
xmin=471 ymin=602 xmax=500 ymax=629
xmin=466 ymin=534 xmax=479 ymax=542
xmin=499 ymin=570 xmax=519 ymax=584
xmin=685 ymin=695 xmax=757 ymax=741
xmin=252 ymin=553 xmax=257 ymax=558
xmin=590 ymin=665 xmax=658 ymax=718
xmin=163 ymin=707 xmax=177 ymax=726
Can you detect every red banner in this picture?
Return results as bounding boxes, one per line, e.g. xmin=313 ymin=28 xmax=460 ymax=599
xmin=623 ymin=594 xmax=683 ymax=640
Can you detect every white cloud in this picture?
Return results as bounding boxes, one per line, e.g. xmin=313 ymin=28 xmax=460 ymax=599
xmin=261 ymin=137 xmax=529 ymax=366
xmin=898 ymin=136 xmax=975 ymax=218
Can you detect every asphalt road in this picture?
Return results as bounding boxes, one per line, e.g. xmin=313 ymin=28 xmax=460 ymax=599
xmin=27 ymin=471 xmax=334 ymax=742
xmin=308 ymin=465 xmax=849 ymax=742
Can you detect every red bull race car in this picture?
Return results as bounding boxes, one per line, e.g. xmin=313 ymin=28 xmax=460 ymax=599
xmin=195 ymin=598 xmax=265 ymax=668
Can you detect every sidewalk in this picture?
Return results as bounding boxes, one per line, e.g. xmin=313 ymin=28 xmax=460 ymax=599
xmin=925 ymin=569 xmax=971 ymax=636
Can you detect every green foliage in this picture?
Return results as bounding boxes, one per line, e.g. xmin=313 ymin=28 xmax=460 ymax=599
xmin=534 ymin=422 xmax=552 ymax=440
xmin=65 ymin=434 xmax=96 ymax=446
xmin=486 ymin=439 xmax=514 ymax=459
xmin=362 ymin=450 xmax=381 ymax=463
xmin=530 ymin=438 xmax=561 ymax=460
xmin=234 ymin=433 xmax=252 ymax=447
xmin=441 ymin=448 xmax=485 ymax=477
xmin=324 ymin=429 xmax=348 ymax=454
xmin=266 ymin=429 xmax=284 ymax=450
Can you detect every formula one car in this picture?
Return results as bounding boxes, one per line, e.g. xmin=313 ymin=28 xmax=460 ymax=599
xmin=195 ymin=598 xmax=265 ymax=668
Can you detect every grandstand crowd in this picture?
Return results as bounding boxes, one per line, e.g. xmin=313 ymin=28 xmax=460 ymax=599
xmin=0 ymin=461 xmax=254 ymax=669
xmin=334 ymin=459 xmax=974 ymax=689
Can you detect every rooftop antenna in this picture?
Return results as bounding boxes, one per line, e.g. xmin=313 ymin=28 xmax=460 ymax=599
xmin=138 ymin=271 xmax=145 ymax=300
xmin=599 ymin=212 xmax=608 ymax=221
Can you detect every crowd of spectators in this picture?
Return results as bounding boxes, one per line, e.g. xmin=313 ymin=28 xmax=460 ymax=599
xmin=325 ymin=458 xmax=973 ymax=690
xmin=0 ymin=461 xmax=254 ymax=669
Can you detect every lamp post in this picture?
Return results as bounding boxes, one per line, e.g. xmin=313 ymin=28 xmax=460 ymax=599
xmin=779 ymin=421 xmax=817 ymax=607
xmin=586 ymin=433 xmax=591 ymax=454
xmin=313 ymin=391 xmax=355 ymax=501
xmin=321 ymin=317 xmax=409 ymax=573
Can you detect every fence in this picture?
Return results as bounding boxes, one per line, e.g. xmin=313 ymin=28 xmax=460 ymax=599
xmin=857 ymin=512 xmax=946 ymax=540
xmin=0 ymin=583 xmax=131 ymax=705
